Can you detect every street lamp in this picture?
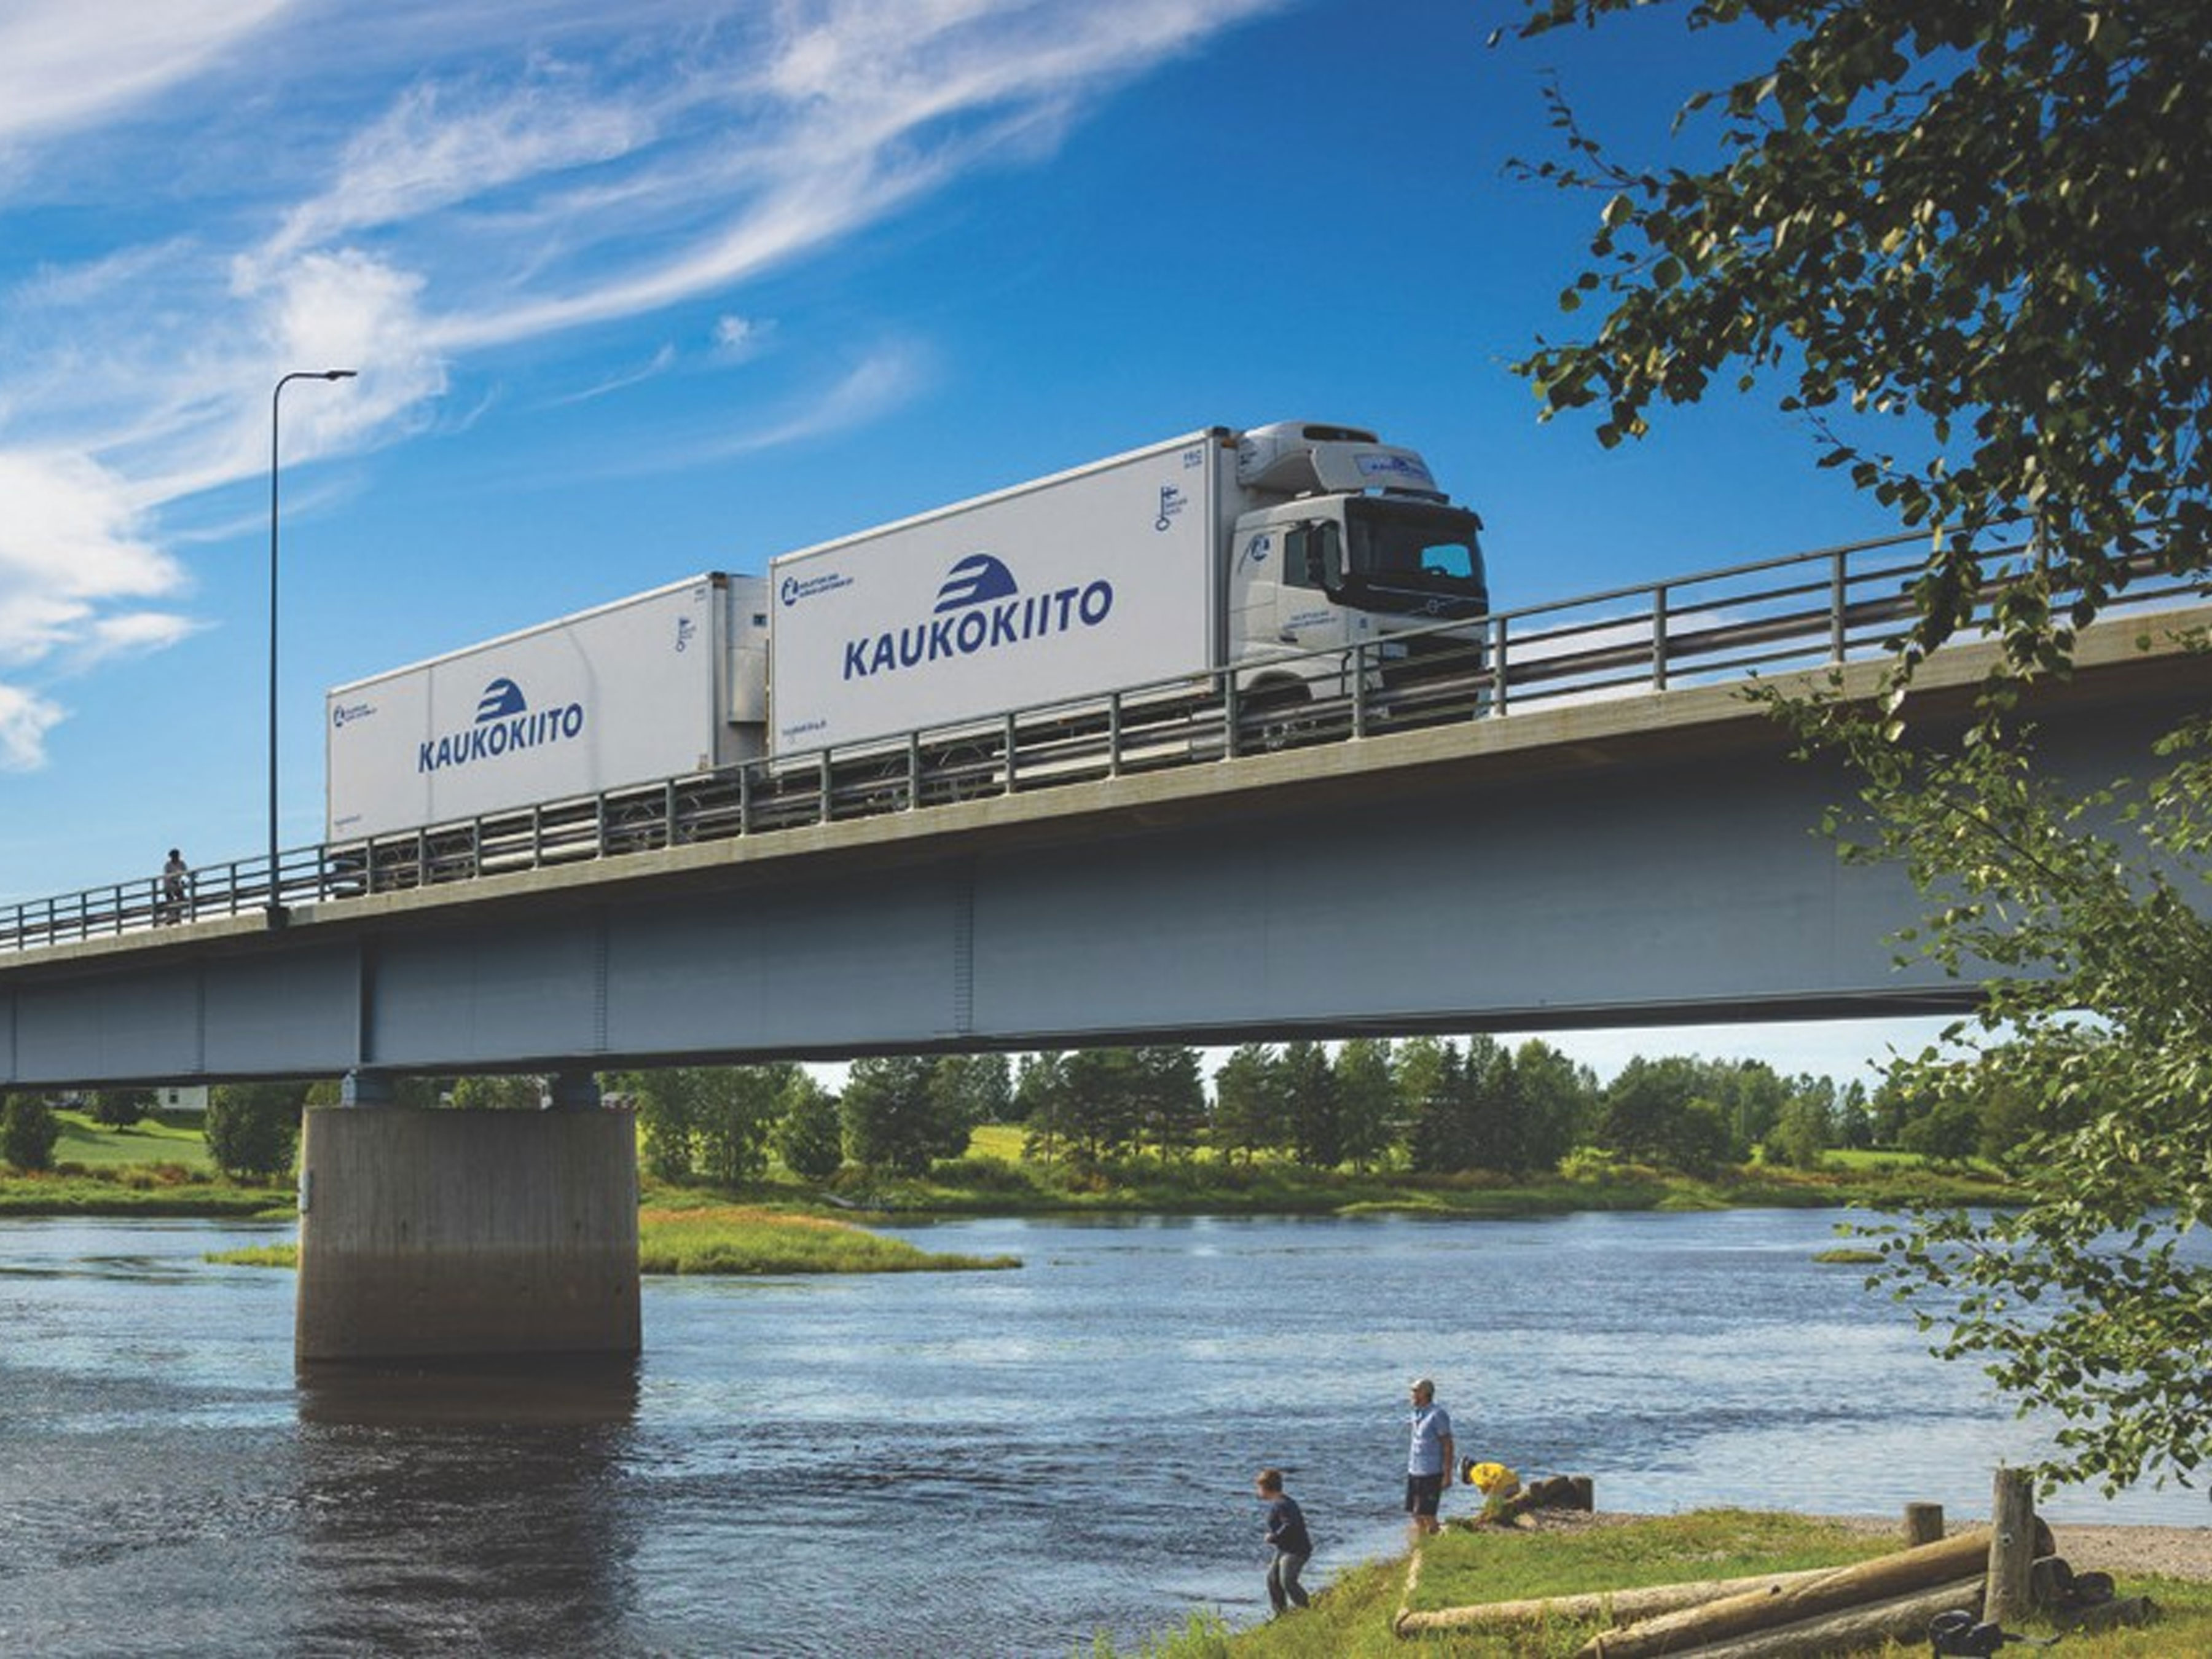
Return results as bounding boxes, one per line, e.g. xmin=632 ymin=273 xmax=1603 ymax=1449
xmin=269 ymin=368 xmax=358 ymax=927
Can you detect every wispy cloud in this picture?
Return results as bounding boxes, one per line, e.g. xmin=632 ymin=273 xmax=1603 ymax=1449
xmin=0 ymin=0 xmax=1290 ymax=767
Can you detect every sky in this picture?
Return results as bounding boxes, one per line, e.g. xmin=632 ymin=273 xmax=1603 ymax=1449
xmin=0 ymin=0 xmax=1957 ymax=1083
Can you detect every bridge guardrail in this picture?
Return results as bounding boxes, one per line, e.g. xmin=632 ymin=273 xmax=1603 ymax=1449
xmin=2 ymin=530 xmax=2198 ymax=954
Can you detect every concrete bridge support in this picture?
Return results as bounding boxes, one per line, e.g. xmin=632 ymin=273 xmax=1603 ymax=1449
xmin=295 ymin=1105 xmax=640 ymax=1362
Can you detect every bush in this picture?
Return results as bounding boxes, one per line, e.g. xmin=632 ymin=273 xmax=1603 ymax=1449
xmin=87 ymin=1088 xmax=155 ymax=1129
xmin=1 ymin=1094 xmax=61 ymax=1171
xmin=205 ymin=1083 xmax=305 ymax=1182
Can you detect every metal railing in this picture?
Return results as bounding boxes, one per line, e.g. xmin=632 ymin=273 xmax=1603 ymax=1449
xmin=3 ymin=530 xmax=2198 ymax=955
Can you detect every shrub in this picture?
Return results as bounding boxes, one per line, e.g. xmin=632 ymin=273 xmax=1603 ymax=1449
xmin=1 ymin=1094 xmax=61 ymax=1172
xmin=205 ymin=1083 xmax=305 ymax=1182
xmin=87 ymin=1088 xmax=155 ymax=1129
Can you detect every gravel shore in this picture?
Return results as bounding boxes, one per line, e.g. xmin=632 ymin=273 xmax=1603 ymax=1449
xmin=1821 ymin=1513 xmax=2212 ymax=1583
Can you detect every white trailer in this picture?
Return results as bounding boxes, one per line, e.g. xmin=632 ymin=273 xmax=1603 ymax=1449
xmin=325 ymin=573 xmax=767 ymax=841
xmin=766 ymin=422 xmax=1489 ymax=753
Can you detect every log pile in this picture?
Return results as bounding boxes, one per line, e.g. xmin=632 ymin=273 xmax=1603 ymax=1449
xmin=1394 ymin=1477 xmax=2159 ymax=1656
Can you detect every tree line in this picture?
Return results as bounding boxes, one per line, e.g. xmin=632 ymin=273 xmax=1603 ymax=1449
xmin=10 ymin=1039 xmax=2055 ymax=1186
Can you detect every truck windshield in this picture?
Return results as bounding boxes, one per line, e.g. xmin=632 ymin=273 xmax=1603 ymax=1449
xmin=1342 ymin=500 xmax=1488 ymax=619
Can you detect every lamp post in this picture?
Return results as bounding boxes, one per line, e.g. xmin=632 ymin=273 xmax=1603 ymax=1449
xmin=269 ymin=369 xmax=358 ymax=927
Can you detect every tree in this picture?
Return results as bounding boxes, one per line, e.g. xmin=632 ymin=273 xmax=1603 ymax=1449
xmin=1595 ymin=1056 xmax=1738 ymax=1174
xmin=1016 ymin=1051 xmax=1072 ymax=1164
xmin=1509 ymin=0 xmax=2212 ymax=1493
xmin=1279 ymin=1040 xmax=1343 ymax=1170
xmin=205 ymin=1082 xmax=304 ymax=1182
xmin=1781 ymin=691 xmax=2212 ymax=1492
xmin=1333 ymin=1038 xmax=1400 ymax=1172
xmin=930 ymin=1053 xmax=1013 ymax=1135
xmin=1059 ymin=1048 xmax=1141 ymax=1164
xmin=1130 ymin=1046 xmax=1208 ymax=1163
xmin=1210 ymin=1043 xmax=1281 ymax=1166
xmin=1514 ymin=1040 xmax=1596 ymax=1172
xmin=619 ymin=1067 xmax=710 ymax=1181
xmin=1505 ymin=0 xmax=2210 ymax=677
xmin=841 ymin=1056 xmax=966 ymax=1176
xmin=774 ymin=1072 xmax=845 ymax=1182
xmin=694 ymin=1065 xmax=795 ymax=1188
xmin=1461 ymin=1035 xmax=1521 ymax=1174
xmin=449 ymin=1075 xmax=543 ymax=1111
xmin=1 ymin=1094 xmax=60 ymax=1171
xmin=1767 ymin=1092 xmax=1832 ymax=1171
xmin=87 ymin=1088 xmax=155 ymax=1129
xmin=1403 ymin=1038 xmax=1475 ymax=1174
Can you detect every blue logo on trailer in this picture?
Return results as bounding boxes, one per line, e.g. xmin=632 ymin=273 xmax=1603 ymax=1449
xmin=842 ymin=554 xmax=1115 ymax=681
xmin=418 ymin=677 xmax=587 ymax=774
xmin=934 ymin=554 xmax=1019 ymax=611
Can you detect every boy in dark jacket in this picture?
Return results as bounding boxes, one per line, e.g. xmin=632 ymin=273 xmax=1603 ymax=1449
xmin=1253 ymin=1467 xmax=1312 ymax=1615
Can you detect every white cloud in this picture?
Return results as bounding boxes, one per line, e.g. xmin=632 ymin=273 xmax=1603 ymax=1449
xmin=0 ymin=0 xmax=1293 ymax=770
xmin=0 ymin=0 xmax=292 ymax=151
xmin=0 ymin=684 xmax=63 ymax=772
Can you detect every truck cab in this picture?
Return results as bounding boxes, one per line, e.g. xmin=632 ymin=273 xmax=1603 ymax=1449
xmin=1225 ymin=422 xmax=1488 ymax=704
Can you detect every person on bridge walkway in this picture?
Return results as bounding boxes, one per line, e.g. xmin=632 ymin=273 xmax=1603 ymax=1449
xmin=1253 ymin=1467 xmax=1311 ymax=1615
xmin=159 ymin=849 xmax=188 ymax=925
xmin=1404 ymin=1376 xmax=1455 ymax=1542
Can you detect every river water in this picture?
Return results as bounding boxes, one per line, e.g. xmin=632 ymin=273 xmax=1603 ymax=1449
xmin=1 ymin=1208 xmax=2204 ymax=1657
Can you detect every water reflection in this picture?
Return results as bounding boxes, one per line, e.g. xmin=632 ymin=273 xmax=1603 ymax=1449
xmin=288 ymin=1359 xmax=643 ymax=1658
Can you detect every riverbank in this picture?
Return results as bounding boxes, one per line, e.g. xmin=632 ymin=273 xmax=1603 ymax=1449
xmin=1113 ymin=1508 xmax=2212 ymax=1657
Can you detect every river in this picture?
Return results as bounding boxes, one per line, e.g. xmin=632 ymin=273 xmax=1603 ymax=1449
xmin=1 ymin=1208 xmax=2203 ymax=1656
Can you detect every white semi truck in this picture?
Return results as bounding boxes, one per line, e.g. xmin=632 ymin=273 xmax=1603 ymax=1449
xmin=325 ymin=421 xmax=1488 ymax=843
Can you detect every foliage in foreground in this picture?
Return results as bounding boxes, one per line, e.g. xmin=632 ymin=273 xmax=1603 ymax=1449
xmin=1501 ymin=0 xmax=2208 ymax=675
xmin=1771 ymin=686 xmax=2212 ymax=1496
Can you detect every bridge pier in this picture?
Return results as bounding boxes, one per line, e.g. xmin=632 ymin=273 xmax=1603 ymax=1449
xmin=296 ymin=1106 xmax=640 ymax=1362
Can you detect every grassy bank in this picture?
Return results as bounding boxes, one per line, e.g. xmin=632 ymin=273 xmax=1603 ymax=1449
xmin=205 ymin=1203 xmax=1019 ymax=1275
xmin=1107 ymin=1510 xmax=2212 ymax=1658
xmin=817 ymin=1129 xmax=2012 ymax=1220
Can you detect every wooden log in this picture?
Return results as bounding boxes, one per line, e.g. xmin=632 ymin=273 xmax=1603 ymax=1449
xmin=1395 ymin=1567 xmax=1838 ymax=1635
xmin=1904 ymin=1502 xmax=1945 ymax=1547
xmin=1574 ymin=1529 xmax=1998 ymax=1658
xmin=1665 ymin=1576 xmax=1983 ymax=1659
xmin=1986 ymin=1466 xmax=2038 ymax=1628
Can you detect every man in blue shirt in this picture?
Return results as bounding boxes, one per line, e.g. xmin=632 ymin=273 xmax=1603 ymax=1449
xmin=1404 ymin=1376 xmax=1455 ymax=1540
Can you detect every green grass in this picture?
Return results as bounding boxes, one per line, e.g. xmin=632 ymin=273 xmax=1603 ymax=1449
xmin=52 ymin=1109 xmax=217 ymax=1172
xmin=0 ymin=1167 xmax=289 ymax=1216
xmin=810 ymin=1148 xmax=2012 ymax=1223
xmin=206 ymin=1204 xmax=1021 ymax=1275
xmin=634 ymin=1204 xmax=1019 ymax=1274
xmin=1099 ymin=1512 xmax=2212 ymax=1659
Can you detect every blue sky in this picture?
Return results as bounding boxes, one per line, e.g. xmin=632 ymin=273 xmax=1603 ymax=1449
xmin=0 ymin=0 xmax=1951 ymax=1081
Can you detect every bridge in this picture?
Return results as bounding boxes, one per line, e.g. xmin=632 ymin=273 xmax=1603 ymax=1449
xmin=2 ymin=532 xmax=2200 ymax=1362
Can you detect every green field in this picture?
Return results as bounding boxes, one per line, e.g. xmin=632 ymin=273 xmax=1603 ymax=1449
xmin=52 ymin=1108 xmax=218 ymax=1172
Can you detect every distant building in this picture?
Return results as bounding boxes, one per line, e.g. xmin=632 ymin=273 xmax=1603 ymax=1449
xmin=155 ymin=1085 xmax=209 ymax=1115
